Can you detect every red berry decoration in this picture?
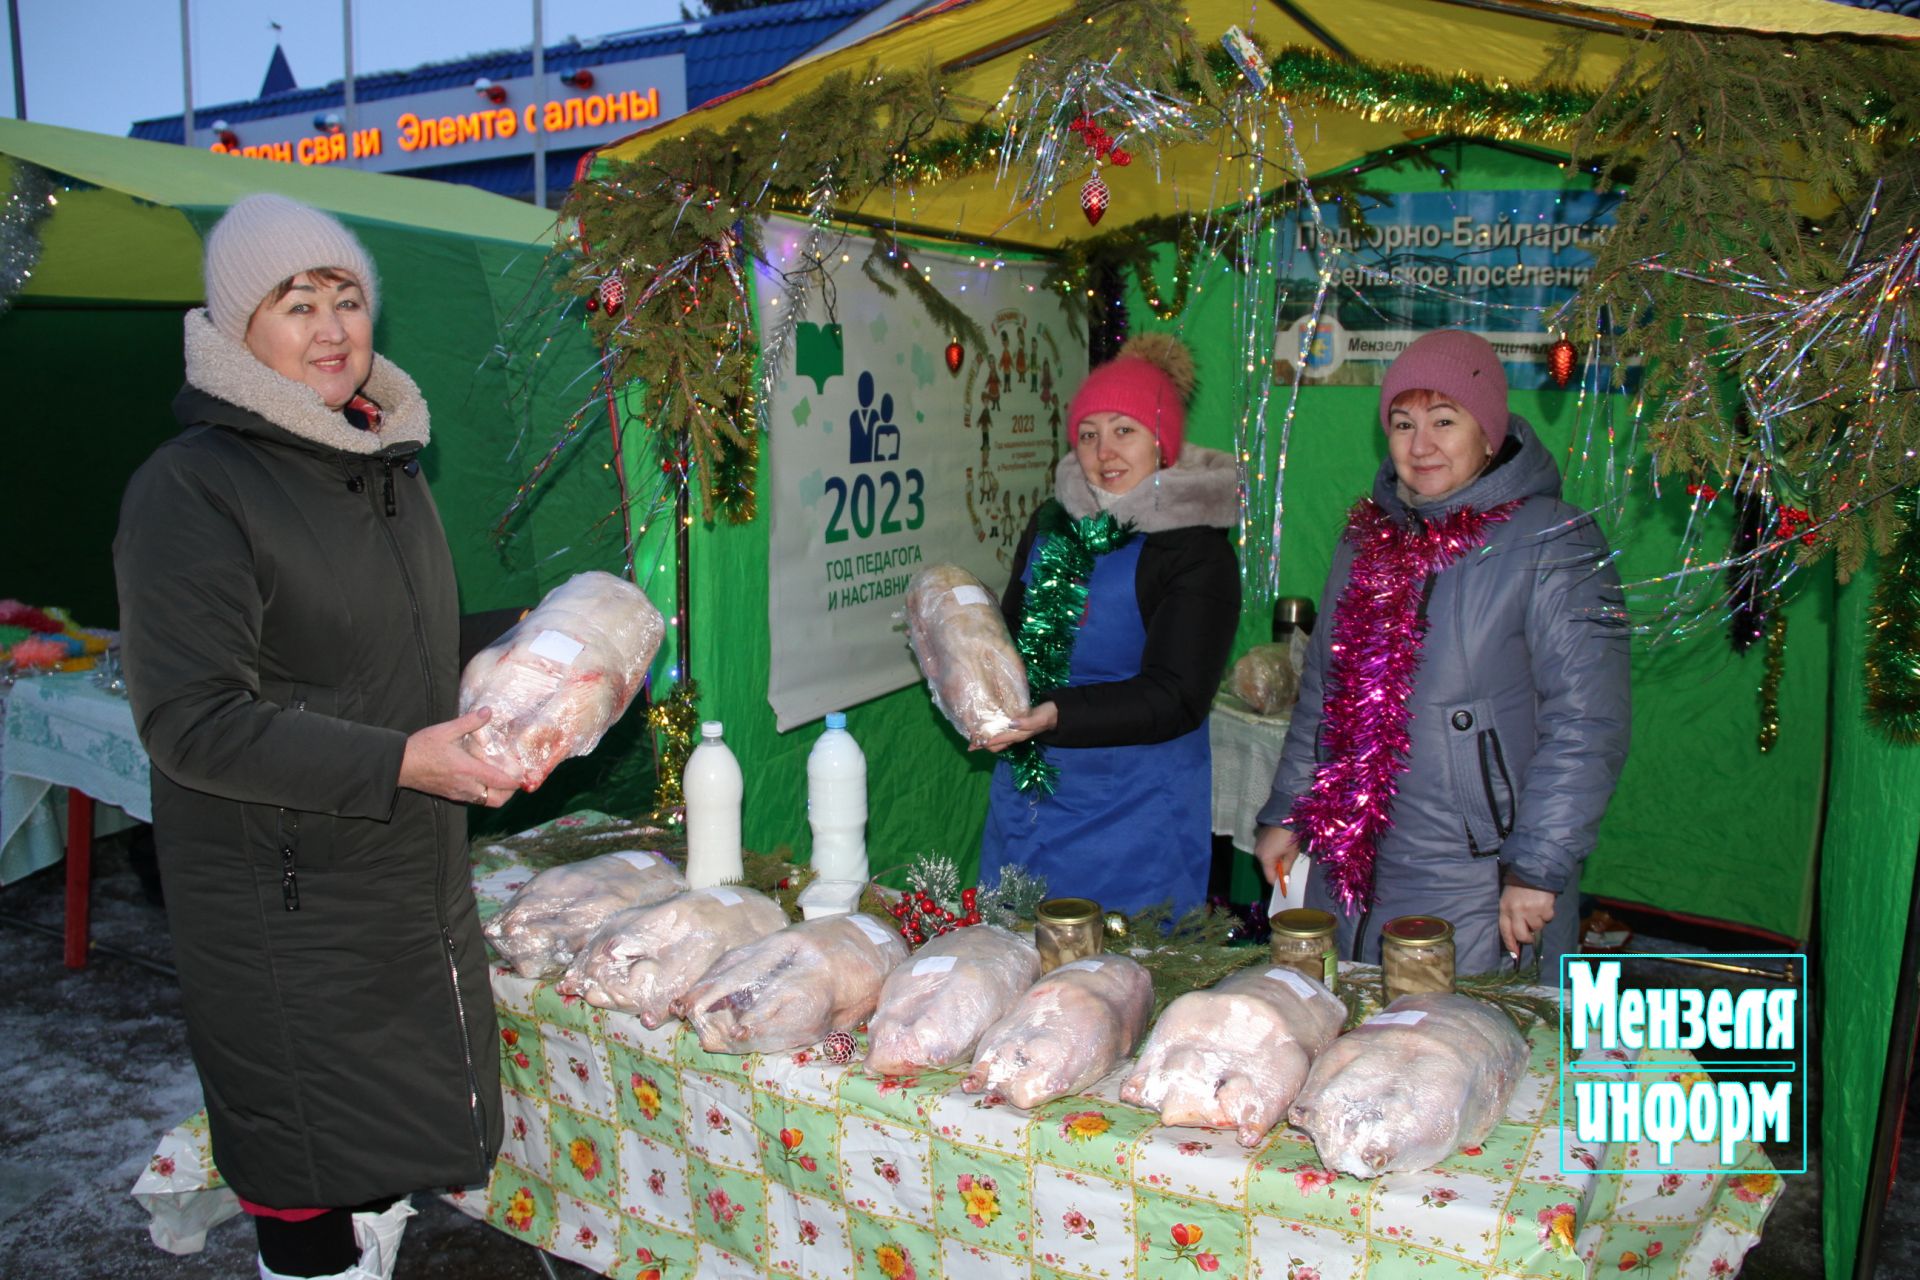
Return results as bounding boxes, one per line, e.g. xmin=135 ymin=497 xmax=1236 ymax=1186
xmin=599 ymin=274 xmax=626 ymax=316
xmin=1547 ymin=337 xmax=1577 ymax=389
xmin=1109 ymin=147 xmax=1133 ymax=167
xmin=945 ymin=339 xmax=965 ymax=376
xmin=584 ymin=293 xmax=599 ymax=314
xmin=1080 ymin=173 xmax=1109 ymax=227
xmin=822 ymin=1031 xmax=856 ymax=1064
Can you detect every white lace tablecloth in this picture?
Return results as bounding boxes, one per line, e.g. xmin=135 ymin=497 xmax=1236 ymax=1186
xmin=1208 ymin=690 xmax=1292 ymax=854
xmin=0 ymin=673 xmax=149 ymax=883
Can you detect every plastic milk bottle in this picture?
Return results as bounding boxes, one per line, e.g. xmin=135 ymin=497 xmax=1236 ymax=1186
xmin=806 ymin=712 xmax=868 ymax=882
xmin=683 ymin=721 xmax=744 ymax=888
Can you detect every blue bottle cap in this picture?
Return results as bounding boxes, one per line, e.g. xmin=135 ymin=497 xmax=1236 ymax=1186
xmin=824 ymin=712 xmax=847 ymax=730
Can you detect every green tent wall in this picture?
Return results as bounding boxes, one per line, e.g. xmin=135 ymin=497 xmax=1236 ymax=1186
xmin=682 ymin=146 xmax=1827 ymax=946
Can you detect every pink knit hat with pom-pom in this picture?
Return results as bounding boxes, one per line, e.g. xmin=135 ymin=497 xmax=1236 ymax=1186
xmin=1066 ymin=333 xmax=1197 ymax=466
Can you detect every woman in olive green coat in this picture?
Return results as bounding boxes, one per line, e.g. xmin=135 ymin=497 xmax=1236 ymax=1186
xmin=115 ymin=195 xmax=514 ymax=1280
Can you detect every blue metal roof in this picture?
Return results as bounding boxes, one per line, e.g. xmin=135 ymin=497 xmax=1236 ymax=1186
xmin=132 ymin=0 xmax=886 ymax=145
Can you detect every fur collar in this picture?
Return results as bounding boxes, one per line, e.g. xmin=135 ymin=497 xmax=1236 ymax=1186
xmin=181 ymin=308 xmax=430 ymax=456
xmin=1054 ymin=442 xmax=1237 ymax=532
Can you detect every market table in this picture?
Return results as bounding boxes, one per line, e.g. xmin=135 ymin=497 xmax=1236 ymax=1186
xmin=134 ymin=839 xmax=1782 ymax=1280
xmin=1208 ymin=690 xmax=1290 ymax=856
xmin=0 ymin=672 xmax=149 ymax=966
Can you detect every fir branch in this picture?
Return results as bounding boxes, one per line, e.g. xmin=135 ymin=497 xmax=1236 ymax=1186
xmin=860 ymin=229 xmax=989 ymax=353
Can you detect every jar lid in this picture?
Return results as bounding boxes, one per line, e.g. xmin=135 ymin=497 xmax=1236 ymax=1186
xmin=1035 ymin=896 xmax=1102 ymax=926
xmin=1382 ymin=915 xmax=1454 ymax=946
xmin=1269 ymin=907 xmax=1337 ymax=939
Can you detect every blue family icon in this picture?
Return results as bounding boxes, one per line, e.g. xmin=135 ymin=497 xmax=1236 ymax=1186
xmin=848 ymin=371 xmax=902 ymax=464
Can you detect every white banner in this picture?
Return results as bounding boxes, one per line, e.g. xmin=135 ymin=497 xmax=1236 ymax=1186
xmin=757 ymin=218 xmax=1087 ymax=731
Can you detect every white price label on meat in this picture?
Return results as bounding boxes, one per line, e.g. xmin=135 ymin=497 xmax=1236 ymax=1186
xmin=912 ymin=955 xmax=958 ymax=976
xmin=527 ymin=629 xmax=586 ymax=665
xmin=1369 ymin=1010 xmax=1429 ymax=1027
xmin=701 ymin=887 xmax=743 ymax=906
xmin=947 ymin=585 xmax=991 ymax=608
xmin=850 ymin=916 xmax=897 ymax=947
xmin=612 ymin=851 xmax=661 ymax=870
xmin=1055 ymin=959 xmax=1107 ymax=974
xmin=1264 ymin=967 xmax=1331 ymax=1001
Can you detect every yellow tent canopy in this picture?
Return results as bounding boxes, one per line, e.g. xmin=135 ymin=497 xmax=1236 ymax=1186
xmin=592 ymin=0 xmax=1917 ymax=248
xmin=1 ymin=118 xmax=558 ymax=303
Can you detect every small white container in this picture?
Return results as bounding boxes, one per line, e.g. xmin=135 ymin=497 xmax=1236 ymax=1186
xmin=683 ymin=720 xmax=744 ymax=889
xmin=795 ymin=878 xmax=866 ymax=920
xmin=807 ymin=711 xmax=868 ymax=883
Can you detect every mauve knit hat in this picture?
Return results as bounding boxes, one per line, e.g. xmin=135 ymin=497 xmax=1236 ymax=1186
xmin=202 ymin=194 xmax=379 ymax=341
xmin=1378 ymin=329 xmax=1510 ymax=452
xmin=1065 ymin=333 xmax=1197 ymax=466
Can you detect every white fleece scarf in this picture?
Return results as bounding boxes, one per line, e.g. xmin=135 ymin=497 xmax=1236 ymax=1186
xmin=181 ymin=308 xmax=430 ymax=455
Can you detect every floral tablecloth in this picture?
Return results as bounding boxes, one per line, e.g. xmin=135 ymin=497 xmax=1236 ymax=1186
xmin=1 ymin=672 xmax=147 ymax=884
xmin=133 ymin=849 xmax=1784 ymax=1279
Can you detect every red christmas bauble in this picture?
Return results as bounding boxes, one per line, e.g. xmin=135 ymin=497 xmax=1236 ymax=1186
xmin=584 ymin=293 xmax=600 ymax=314
xmin=1547 ymin=337 xmax=1577 ymax=389
xmin=945 ymin=340 xmax=965 ymax=376
xmin=822 ymin=1031 xmax=856 ymax=1064
xmin=599 ymin=275 xmax=626 ymax=316
xmin=1080 ymin=173 xmax=1109 ymax=227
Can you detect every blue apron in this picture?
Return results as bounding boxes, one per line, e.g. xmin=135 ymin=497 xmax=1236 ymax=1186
xmin=979 ymin=534 xmax=1212 ymax=915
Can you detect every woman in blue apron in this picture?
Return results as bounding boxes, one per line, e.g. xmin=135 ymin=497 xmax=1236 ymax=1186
xmin=978 ymin=335 xmax=1240 ymax=916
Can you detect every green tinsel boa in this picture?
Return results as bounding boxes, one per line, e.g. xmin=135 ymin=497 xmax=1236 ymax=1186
xmin=1007 ymin=502 xmax=1136 ymax=795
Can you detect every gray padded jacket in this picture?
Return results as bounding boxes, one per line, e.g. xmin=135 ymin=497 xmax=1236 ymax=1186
xmin=1256 ymin=414 xmax=1630 ymax=972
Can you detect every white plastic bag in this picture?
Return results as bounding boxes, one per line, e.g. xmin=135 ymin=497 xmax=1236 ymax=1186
xmin=676 ymin=914 xmax=908 ymax=1054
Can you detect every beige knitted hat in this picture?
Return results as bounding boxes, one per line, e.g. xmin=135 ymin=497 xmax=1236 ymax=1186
xmin=202 ymin=194 xmax=379 ymax=341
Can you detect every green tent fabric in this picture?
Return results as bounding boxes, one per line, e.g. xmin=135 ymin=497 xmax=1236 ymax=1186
xmin=1 ymin=120 xmax=660 ymax=820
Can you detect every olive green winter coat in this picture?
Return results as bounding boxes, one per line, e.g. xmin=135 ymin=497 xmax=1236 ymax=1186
xmin=114 ymin=310 xmax=501 ymax=1208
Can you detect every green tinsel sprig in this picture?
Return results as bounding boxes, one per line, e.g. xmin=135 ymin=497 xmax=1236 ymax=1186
xmin=1005 ymin=504 xmax=1135 ymax=794
xmin=1865 ymin=488 xmax=1920 ymax=745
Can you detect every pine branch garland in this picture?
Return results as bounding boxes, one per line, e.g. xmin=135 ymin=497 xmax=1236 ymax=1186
xmin=1865 ymin=488 xmax=1920 ymax=745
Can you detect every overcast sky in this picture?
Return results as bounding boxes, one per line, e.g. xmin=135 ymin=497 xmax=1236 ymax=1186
xmin=2 ymin=1 xmax=688 ymax=136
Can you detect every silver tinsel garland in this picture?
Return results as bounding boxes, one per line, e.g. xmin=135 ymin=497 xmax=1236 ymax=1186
xmin=0 ymin=162 xmax=56 ymax=318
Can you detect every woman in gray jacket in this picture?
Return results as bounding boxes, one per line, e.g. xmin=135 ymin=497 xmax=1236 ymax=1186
xmin=115 ymin=196 xmax=515 ymax=1280
xmin=1253 ymin=329 xmax=1630 ymax=974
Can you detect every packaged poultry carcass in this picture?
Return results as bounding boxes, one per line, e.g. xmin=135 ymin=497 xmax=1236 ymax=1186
xmin=866 ymin=925 xmax=1042 ymax=1077
xmin=962 ymin=954 xmax=1153 ymax=1109
xmin=1288 ymin=993 xmax=1528 ymax=1178
xmin=459 ymin=570 xmax=664 ymax=791
xmin=555 ymin=885 xmax=789 ymax=1025
xmin=904 ymin=565 xmax=1030 ymax=744
xmin=1120 ymin=965 xmax=1345 ymax=1147
xmin=675 ymin=913 xmax=908 ymax=1055
xmin=482 ymin=851 xmax=687 ymax=980
xmin=1228 ymin=640 xmax=1302 ymax=715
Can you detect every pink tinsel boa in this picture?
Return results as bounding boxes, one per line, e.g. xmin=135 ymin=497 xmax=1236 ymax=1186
xmin=1287 ymin=496 xmax=1524 ymax=912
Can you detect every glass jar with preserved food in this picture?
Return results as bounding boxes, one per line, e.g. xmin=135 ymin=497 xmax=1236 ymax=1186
xmin=1381 ymin=915 xmax=1455 ymax=1002
xmin=1269 ymin=907 xmax=1338 ymax=988
xmin=1034 ymin=897 xmax=1104 ymax=972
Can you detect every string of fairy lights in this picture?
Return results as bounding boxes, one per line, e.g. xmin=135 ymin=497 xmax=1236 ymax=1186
xmin=513 ymin=0 xmax=1920 ymax=774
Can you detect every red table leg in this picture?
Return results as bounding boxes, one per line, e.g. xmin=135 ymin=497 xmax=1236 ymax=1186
xmin=64 ymin=790 xmax=94 ymax=970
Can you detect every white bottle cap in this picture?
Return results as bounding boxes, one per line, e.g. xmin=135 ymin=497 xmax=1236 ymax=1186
xmin=701 ymin=720 xmax=724 ymax=738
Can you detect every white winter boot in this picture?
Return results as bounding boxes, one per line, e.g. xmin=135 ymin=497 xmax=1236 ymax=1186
xmin=254 ymin=1197 xmax=415 ymax=1280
